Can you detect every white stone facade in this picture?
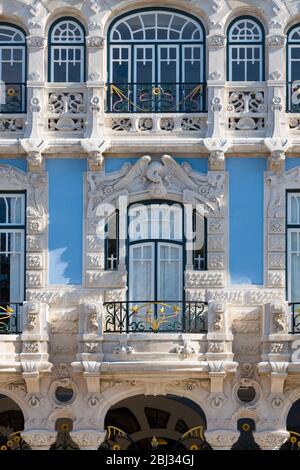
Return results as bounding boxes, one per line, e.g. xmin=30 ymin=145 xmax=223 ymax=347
xmin=1 ymin=0 xmax=300 ymax=451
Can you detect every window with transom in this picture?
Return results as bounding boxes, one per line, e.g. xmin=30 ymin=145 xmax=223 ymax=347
xmin=107 ymin=8 xmax=206 ymax=113
xmin=227 ymin=17 xmax=264 ymax=81
xmin=0 ymin=24 xmax=26 ymax=113
xmin=49 ymin=18 xmax=85 ymax=83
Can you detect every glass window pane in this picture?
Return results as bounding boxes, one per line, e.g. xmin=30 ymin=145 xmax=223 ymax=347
xmin=291 ymin=251 xmax=300 ymax=301
xmin=69 ymin=63 xmax=81 ymax=82
xmin=54 ymin=63 xmax=67 ymax=82
xmin=232 ymin=62 xmax=245 ymax=81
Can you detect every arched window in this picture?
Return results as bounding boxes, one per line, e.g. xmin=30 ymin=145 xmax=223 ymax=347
xmin=287 ymin=25 xmax=300 ymax=112
xmin=49 ymin=18 xmax=85 ymax=82
xmin=107 ymin=8 xmax=206 ymax=113
xmin=0 ymin=24 xmax=26 ymax=113
xmin=227 ymin=17 xmax=264 ymax=81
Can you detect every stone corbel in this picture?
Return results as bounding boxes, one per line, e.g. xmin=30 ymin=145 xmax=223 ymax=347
xmin=264 ymin=301 xmax=288 ymax=335
xmin=265 ymin=96 xmax=290 ymax=172
xmin=81 ymin=139 xmax=111 ymax=171
xmin=258 ymin=361 xmax=288 ymax=394
xmin=204 ymin=95 xmax=230 ymax=170
xmin=21 ymin=138 xmax=46 ymax=172
xmin=270 ymin=362 xmax=288 ymax=394
xmin=208 ymin=361 xmax=226 ymax=393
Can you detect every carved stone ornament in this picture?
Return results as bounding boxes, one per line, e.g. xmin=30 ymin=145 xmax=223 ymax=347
xmin=176 ymin=340 xmax=196 ymax=358
xmin=209 ymin=71 xmax=222 ymax=80
xmin=86 ymin=35 xmax=104 ymax=48
xmin=205 ymin=430 xmax=239 ymax=449
xmin=70 ymin=430 xmax=106 ymax=449
xmin=207 ymin=34 xmax=226 ymax=48
xmin=266 ymin=34 xmax=286 ymax=48
xmin=26 ymin=35 xmax=47 ymax=48
xmin=87 ymin=155 xmax=226 ymax=216
xmin=21 ymin=430 xmax=57 ymax=449
xmin=212 ymin=303 xmax=224 ymax=330
xmin=253 ymin=431 xmax=289 ymax=449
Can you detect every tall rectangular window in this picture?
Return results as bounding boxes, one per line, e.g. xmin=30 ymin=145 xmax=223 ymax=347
xmin=0 ymin=193 xmax=25 ymax=302
xmin=287 ymin=192 xmax=300 ymax=302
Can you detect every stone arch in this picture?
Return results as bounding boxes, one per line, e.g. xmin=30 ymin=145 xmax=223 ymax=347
xmin=101 ymin=1 xmax=210 ymax=38
xmin=223 ymin=6 xmax=269 ymax=34
xmin=44 ymin=7 xmax=89 ymax=37
xmin=100 ymin=391 xmax=211 ymax=450
xmin=0 ymin=392 xmax=30 ymax=450
xmin=280 ymin=396 xmax=300 ymax=450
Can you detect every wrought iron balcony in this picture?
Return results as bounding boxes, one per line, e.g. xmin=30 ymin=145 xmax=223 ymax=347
xmin=0 ymin=303 xmax=22 ymax=334
xmin=289 ymin=303 xmax=300 ymax=334
xmin=106 ymin=83 xmax=207 ymax=113
xmin=0 ymin=83 xmax=26 ymax=114
xmin=103 ymin=300 xmax=207 ymax=333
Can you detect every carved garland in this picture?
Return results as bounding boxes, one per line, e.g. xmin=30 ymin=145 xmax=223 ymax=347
xmin=0 ymin=165 xmax=48 ymax=296
xmin=85 ymin=155 xmax=227 ymax=292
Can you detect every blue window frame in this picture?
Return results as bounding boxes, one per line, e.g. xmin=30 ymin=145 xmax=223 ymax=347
xmin=0 ymin=23 xmax=26 ymax=113
xmin=287 ymin=25 xmax=300 ymax=112
xmin=107 ymin=8 xmax=206 ymax=113
xmin=227 ymin=17 xmax=264 ymax=81
xmin=49 ymin=17 xmax=86 ymax=83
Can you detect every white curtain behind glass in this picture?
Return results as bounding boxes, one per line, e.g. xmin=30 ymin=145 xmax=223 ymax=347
xmin=129 ymin=243 xmax=154 ymax=301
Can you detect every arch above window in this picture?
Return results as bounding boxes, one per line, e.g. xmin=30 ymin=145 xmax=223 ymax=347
xmin=228 ymin=18 xmax=263 ymax=43
xmin=50 ymin=19 xmax=85 ymax=43
xmin=288 ymin=25 xmax=300 ymax=42
xmin=109 ymin=9 xmax=204 ymax=42
xmin=0 ymin=25 xmax=25 ymax=43
xmin=227 ymin=16 xmax=264 ymax=81
xmin=49 ymin=18 xmax=86 ymax=83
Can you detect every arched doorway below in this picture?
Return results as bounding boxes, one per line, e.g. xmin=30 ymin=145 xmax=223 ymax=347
xmin=281 ymin=399 xmax=300 ymax=450
xmin=0 ymin=394 xmax=30 ymax=450
xmin=100 ymin=394 xmax=211 ymax=450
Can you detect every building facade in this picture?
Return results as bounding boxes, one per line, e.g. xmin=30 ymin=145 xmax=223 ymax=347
xmin=1 ymin=0 xmax=300 ymax=451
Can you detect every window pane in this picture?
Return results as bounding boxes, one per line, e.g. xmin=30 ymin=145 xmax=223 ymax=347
xmin=291 ymin=251 xmax=300 ymax=302
xmin=69 ymin=63 xmax=81 ymax=82
xmin=54 ymin=63 xmax=67 ymax=82
xmin=232 ymin=62 xmax=245 ymax=81
xmin=247 ymin=61 xmax=260 ymax=81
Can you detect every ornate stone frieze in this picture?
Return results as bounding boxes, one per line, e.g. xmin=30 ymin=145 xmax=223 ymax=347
xmin=70 ymin=430 xmax=106 ymax=449
xmin=266 ymin=34 xmax=286 ymax=48
xmin=254 ymin=431 xmax=289 ymax=450
xmin=208 ymin=253 xmax=225 ymax=269
xmin=186 ymin=271 xmax=225 ymax=288
xmin=26 ymin=35 xmax=47 ymax=48
xmin=207 ymin=34 xmax=226 ymax=48
xmin=86 ymin=35 xmax=104 ymax=48
xmin=21 ymin=430 xmax=56 ymax=449
xmin=267 ymin=270 xmax=285 ymax=288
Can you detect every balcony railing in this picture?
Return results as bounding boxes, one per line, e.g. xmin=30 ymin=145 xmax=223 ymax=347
xmin=0 ymin=83 xmax=26 ymax=114
xmin=106 ymin=83 xmax=207 ymax=113
xmin=289 ymin=303 xmax=300 ymax=334
xmin=103 ymin=300 xmax=207 ymax=333
xmin=0 ymin=303 xmax=22 ymax=334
